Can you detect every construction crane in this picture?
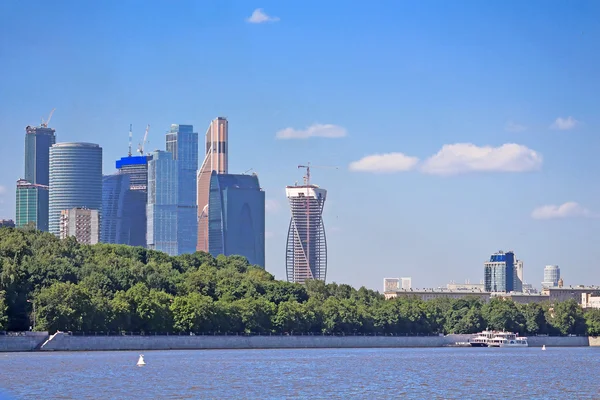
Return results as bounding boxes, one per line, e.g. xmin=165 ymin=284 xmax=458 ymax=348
xmin=296 ymin=162 xmax=338 ymax=280
xmin=137 ymin=124 xmax=150 ymax=155
xmin=41 ymin=108 xmax=56 ymax=128
xmin=128 ymin=124 xmax=133 ymax=157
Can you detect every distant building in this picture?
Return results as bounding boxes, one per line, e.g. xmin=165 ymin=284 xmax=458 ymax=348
xmin=445 ymin=281 xmax=485 ymax=291
xmin=0 ymin=219 xmax=15 ymax=228
xmin=383 ymin=278 xmax=400 ymax=292
xmin=545 ymin=286 xmax=600 ymax=303
xmin=514 ymin=259 xmax=524 ymax=292
xmin=49 ymin=143 xmax=103 ymax=236
xmin=16 ymin=124 xmax=56 ymax=231
xmin=101 ymin=174 xmax=130 ymax=245
xmin=401 ymin=277 xmax=412 ymax=290
xmin=522 ymin=283 xmax=538 ymax=294
xmin=285 ymin=183 xmax=327 ymax=284
xmin=197 ymin=117 xmax=228 ymax=252
xmin=147 ymin=150 xmax=178 ymax=255
xmin=484 ymin=250 xmax=517 ymax=293
xmin=60 ymin=208 xmax=99 ymax=245
xmin=385 ymin=289 xmax=490 ymax=302
xmin=15 ymin=179 xmax=49 ymax=231
xmin=492 ymin=292 xmax=549 ymax=304
xmin=207 ymin=171 xmax=265 ymax=267
xmin=166 ymin=124 xmax=198 ymax=255
xmin=542 ymin=265 xmax=560 ymax=289
xmin=581 ymin=293 xmax=600 ymax=309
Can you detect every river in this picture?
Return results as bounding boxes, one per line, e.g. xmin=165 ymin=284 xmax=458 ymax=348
xmin=0 ymin=347 xmax=598 ymax=399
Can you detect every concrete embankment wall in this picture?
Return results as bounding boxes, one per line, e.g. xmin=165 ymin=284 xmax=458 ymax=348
xmin=40 ymin=333 xmax=472 ymax=351
xmin=527 ymin=336 xmax=590 ymax=347
xmin=0 ymin=333 xmax=48 ymax=352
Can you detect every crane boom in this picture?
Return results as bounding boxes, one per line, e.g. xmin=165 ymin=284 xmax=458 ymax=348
xmin=41 ymin=108 xmax=56 ymax=128
xmin=137 ymin=124 xmax=150 ymax=155
xmin=128 ymin=124 xmax=133 ymax=157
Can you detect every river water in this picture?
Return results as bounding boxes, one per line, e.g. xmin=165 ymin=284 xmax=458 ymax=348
xmin=0 ymin=347 xmax=598 ymax=399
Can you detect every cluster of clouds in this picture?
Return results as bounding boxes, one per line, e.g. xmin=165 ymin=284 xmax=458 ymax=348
xmin=246 ymin=9 xmax=279 ymax=24
xmin=274 ymin=116 xmax=593 ymax=220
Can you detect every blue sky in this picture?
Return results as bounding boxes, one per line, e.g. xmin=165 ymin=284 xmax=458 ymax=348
xmin=1 ymin=0 xmax=599 ymax=291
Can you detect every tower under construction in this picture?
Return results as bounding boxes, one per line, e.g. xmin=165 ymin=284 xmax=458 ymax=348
xmin=285 ymin=165 xmax=327 ymax=284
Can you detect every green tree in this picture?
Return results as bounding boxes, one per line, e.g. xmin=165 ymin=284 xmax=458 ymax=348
xmin=0 ymin=290 xmax=8 ymax=330
xmin=171 ymin=293 xmax=215 ymax=332
xmin=548 ymin=300 xmax=586 ymax=335
xmin=584 ymin=309 xmax=600 ymax=336
xmin=35 ymin=282 xmax=96 ymax=333
xmin=482 ymin=298 xmax=524 ymax=333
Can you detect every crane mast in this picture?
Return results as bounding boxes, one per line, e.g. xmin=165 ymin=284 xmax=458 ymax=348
xmin=137 ymin=124 xmax=150 ymax=155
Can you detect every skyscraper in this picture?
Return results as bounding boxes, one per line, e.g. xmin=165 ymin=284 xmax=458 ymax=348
xmin=542 ymin=265 xmax=560 ymax=288
xmin=197 ymin=117 xmax=228 ymax=252
xmin=484 ymin=250 xmax=516 ymax=293
xmin=147 ymin=150 xmax=178 ymax=255
xmin=115 ymin=155 xmax=150 ymax=246
xmin=101 ymin=174 xmax=130 ymax=245
xmin=208 ymin=171 xmax=265 ymax=267
xmin=15 ymin=125 xmax=56 ymax=230
xmin=285 ymin=182 xmax=328 ymax=284
xmin=166 ymin=124 xmax=198 ymax=255
xmin=15 ymin=179 xmax=49 ymax=231
xmin=49 ymin=143 xmax=103 ymax=236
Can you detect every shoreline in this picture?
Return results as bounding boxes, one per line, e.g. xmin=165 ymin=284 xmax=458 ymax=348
xmin=1 ymin=332 xmax=599 ymax=352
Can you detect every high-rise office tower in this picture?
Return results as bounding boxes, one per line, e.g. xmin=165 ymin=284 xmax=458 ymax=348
xmin=15 ymin=179 xmax=49 ymax=231
xmin=166 ymin=124 xmax=198 ymax=255
xmin=208 ymin=171 xmax=265 ymax=267
xmin=197 ymin=117 xmax=228 ymax=252
xmin=484 ymin=250 xmax=516 ymax=293
xmin=49 ymin=143 xmax=103 ymax=236
xmin=285 ymin=178 xmax=327 ymax=284
xmin=101 ymin=174 xmax=130 ymax=245
xmin=542 ymin=265 xmax=560 ymax=288
xmin=60 ymin=207 xmax=99 ymax=245
xmin=147 ymin=150 xmax=178 ymax=255
xmin=514 ymin=259 xmax=524 ymax=292
xmin=114 ymin=155 xmax=150 ymax=246
xmin=15 ymin=125 xmax=56 ymax=230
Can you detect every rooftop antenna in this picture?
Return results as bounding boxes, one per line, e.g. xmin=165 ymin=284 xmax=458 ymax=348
xmin=128 ymin=124 xmax=133 ymax=156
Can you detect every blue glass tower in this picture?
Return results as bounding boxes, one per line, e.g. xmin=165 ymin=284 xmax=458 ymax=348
xmin=101 ymin=174 xmax=130 ymax=244
xmin=208 ymin=171 xmax=265 ymax=267
xmin=115 ymin=155 xmax=149 ymax=247
xmin=49 ymin=143 xmax=103 ymax=236
xmin=484 ymin=250 xmax=516 ymax=292
xmin=166 ymin=124 xmax=198 ymax=255
xmin=147 ymin=150 xmax=178 ymax=255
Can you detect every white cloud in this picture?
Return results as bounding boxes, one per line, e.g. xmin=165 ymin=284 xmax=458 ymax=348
xmin=349 ymin=153 xmax=419 ymax=173
xmin=265 ymin=199 xmax=281 ymax=213
xmin=531 ymin=202 xmax=595 ymax=219
xmin=0 ymin=185 xmax=6 ymax=195
xmin=420 ymin=143 xmax=542 ymax=175
xmin=276 ymin=123 xmax=347 ymax=139
xmin=247 ymin=8 xmax=280 ymax=23
xmin=505 ymin=121 xmax=526 ymax=133
xmin=550 ymin=116 xmax=578 ymax=130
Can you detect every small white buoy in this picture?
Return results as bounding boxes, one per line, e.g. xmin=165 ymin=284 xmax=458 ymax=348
xmin=137 ymin=354 xmax=146 ymax=366
xmin=542 ymin=345 xmax=546 ymax=351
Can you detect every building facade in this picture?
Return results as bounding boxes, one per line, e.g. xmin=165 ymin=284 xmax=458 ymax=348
xmin=401 ymin=277 xmax=412 ymax=290
xmin=207 ymin=171 xmax=265 ymax=267
xmin=514 ymin=259 xmax=524 ymax=292
xmin=542 ymin=265 xmax=560 ymax=288
xmin=15 ymin=179 xmax=49 ymax=231
xmin=166 ymin=124 xmax=198 ymax=255
xmin=0 ymin=219 xmax=15 ymax=228
xmin=16 ymin=125 xmax=56 ymax=230
xmin=383 ymin=278 xmax=400 ymax=292
xmin=285 ymin=184 xmax=327 ymax=284
xmin=197 ymin=117 xmax=228 ymax=252
xmin=484 ymin=250 xmax=517 ymax=293
xmin=147 ymin=150 xmax=178 ymax=255
xmin=385 ymin=289 xmax=491 ymax=302
xmin=115 ymin=155 xmax=149 ymax=247
xmin=101 ymin=174 xmax=130 ymax=245
xmin=49 ymin=143 xmax=103 ymax=236
xmin=59 ymin=207 xmax=99 ymax=245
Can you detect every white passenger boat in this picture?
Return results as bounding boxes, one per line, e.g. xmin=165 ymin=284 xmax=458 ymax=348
xmin=469 ymin=330 xmax=528 ymax=347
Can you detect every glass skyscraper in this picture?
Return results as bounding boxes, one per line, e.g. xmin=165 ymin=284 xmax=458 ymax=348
xmin=16 ymin=125 xmax=55 ymax=230
xmin=49 ymin=143 xmax=103 ymax=236
xmin=166 ymin=124 xmax=198 ymax=255
xmin=484 ymin=250 xmax=517 ymax=293
xmin=208 ymin=171 xmax=265 ymax=267
xmin=147 ymin=150 xmax=178 ymax=255
xmin=115 ymin=155 xmax=150 ymax=246
xmin=101 ymin=174 xmax=130 ymax=245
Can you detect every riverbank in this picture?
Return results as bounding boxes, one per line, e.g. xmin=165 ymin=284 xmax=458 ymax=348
xmin=2 ymin=332 xmax=599 ymax=352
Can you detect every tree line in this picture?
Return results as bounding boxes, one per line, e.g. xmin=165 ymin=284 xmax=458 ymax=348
xmin=1 ymin=227 xmax=599 ymax=336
